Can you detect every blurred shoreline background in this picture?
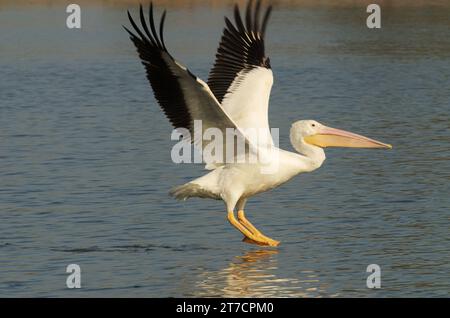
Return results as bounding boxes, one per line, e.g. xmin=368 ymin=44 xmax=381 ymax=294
xmin=2 ymin=0 xmax=450 ymax=8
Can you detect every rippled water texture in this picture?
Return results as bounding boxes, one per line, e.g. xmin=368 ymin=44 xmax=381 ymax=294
xmin=0 ymin=2 xmax=449 ymax=297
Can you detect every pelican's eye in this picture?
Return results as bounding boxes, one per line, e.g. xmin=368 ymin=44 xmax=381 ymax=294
xmin=311 ymin=123 xmax=316 ymax=127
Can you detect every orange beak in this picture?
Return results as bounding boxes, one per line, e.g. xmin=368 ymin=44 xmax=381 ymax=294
xmin=304 ymin=126 xmax=392 ymax=149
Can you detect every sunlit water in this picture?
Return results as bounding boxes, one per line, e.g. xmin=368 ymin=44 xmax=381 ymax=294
xmin=0 ymin=3 xmax=449 ymax=297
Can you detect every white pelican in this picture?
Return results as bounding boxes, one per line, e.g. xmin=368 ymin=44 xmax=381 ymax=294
xmin=125 ymin=1 xmax=392 ymax=247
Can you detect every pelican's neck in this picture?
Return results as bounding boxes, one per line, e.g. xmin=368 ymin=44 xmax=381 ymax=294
xmin=290 ymin=135 xmax=326 ymax=172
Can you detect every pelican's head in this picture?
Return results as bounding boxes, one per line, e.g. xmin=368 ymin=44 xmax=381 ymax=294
xmin=290 ymin=120 xmax=392 ymax=152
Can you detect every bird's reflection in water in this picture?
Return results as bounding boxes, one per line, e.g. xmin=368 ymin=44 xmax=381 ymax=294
xmin=195 ymin=249 xmax=328 ymax=297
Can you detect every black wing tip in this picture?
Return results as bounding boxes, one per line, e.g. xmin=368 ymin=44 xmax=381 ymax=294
xmin=126 ymin=10 xmax=133 ymax=24
xmin=261 ymin=5 xmax=273 ymax=34
xmin=208 ymin=0 xmax=273 ymax=102
xmin=230 ymin=0 xmax=272 ymax=37
xmin=123 ymin=8 xmax=142 ymax=39
xmin=122 ymin=24 xmax=133 ymax=36
xmin=159 ymin=10 xmax=168 ymax=50
xmin=125 ymin=3 xmax=168 ymax=51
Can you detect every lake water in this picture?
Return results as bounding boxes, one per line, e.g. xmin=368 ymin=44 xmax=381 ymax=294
xmin=0 ymin=2 xmax=449 ymax=297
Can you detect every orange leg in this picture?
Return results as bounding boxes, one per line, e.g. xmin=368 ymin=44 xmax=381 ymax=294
xmin=228 ymin=211 xmax=278 ymax=247
xmin=237 ymin=210 xmax=280 ymax=247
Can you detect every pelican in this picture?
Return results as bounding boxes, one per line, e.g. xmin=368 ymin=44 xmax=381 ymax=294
xmin=125 ymin=1 xmax=391 ymax=247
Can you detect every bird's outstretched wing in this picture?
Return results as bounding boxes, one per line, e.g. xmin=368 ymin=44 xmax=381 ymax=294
xmin=208 ymin=0 xmax=274 ymax=147
xmin=125 ymin=4 xmax=256 ymax=168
